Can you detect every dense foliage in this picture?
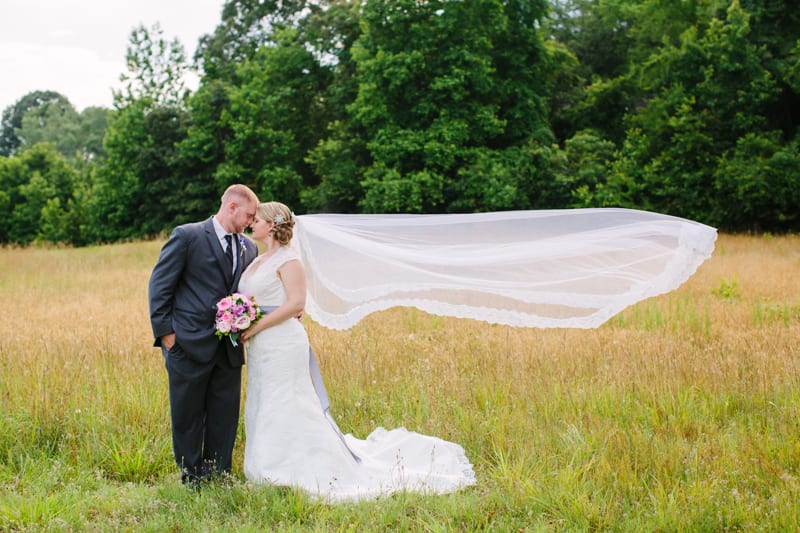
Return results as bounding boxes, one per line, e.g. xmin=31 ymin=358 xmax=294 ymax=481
xmin=1 ymin=0 xmax=798 ymax=245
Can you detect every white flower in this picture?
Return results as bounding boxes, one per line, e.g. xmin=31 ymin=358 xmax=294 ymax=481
xmin=233 ymin=314 xmax=251 ymax=330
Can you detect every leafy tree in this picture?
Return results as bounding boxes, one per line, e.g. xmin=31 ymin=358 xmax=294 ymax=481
xmin=0 ymin=143 xmax=77 ymax=243
xmin=304 ymin=121 xmax=367 ymax=212
xmin=534 ymin=0 xmax=800 ymax=232
xmin=93 ymin=22 xmax=194 ymax=241
xmin=552 ymin=129 xmax=618 ymax=208
xmin=0 ymin=156 xmax=26 ymax=242
xmin=592 ymin=128 xmax=651 ymax=210
xmin=350 ymin=0 xmax=550 ymax=213
xmin=543 ymin=0 xmax=632 ymax=80
xmin=714 ymin=131 xmax=800 ymax=231
xmin=17 ymin=101 xmax=109 ymax=160
xmin=92 ymin=101 xmax=190 ymax=240
xmin=540 ymin=39 xmax=585 ymax=143
xmin=301 ymin=0 xmax=365 ymax=212
xmin=195 ymin=0 xmax=318 ymax=81
xmin=114 ymin=23 xmax=191 ymax=108
xmin=623 ymin=1 xmax=780 ymax=221
xmin=187 ymin=1 xmax=362 ymax=213
xmin=216 ymin=27 xmax=332 ymax=208
xmin=542 ymin=0 xmax=734 ymax=145
xmin=301 ymin=0 xmax=370 ymax=212
xmin=737 ymin=0 xmax=800 ymax=137
xmin=78 ymin=107 xmax=110 ymax=160
xmin=17 ymin=99 xmax=80 ymax=155
xmin=38 ymin=182 xmax=95 ymax=245
xmin=541 ymin=0 xmax=637 ymax=144
xmin=174 ymin=80 xmax=233 ymax=221
xmin=0 ymin=188 xmax=8 ymax=240
xmin=43 ymin=157 xmax=96 ymax=245
xmin=0 ymin=90 xmax=70 ymax=156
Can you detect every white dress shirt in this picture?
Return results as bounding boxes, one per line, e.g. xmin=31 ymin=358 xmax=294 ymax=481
xmin=212 ymin=216 xmax=237 ymax=273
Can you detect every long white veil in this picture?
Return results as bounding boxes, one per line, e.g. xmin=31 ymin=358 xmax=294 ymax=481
xmin=293 ymin=208 xmax=717 ymax=330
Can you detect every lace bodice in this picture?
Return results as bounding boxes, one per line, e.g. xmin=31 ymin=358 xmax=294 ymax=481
xmin=239 ymin=246 xmax=299 ymax=307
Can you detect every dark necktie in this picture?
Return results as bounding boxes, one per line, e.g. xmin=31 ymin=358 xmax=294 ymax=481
xmin=224 ymin=234 xmax=234 ymax=269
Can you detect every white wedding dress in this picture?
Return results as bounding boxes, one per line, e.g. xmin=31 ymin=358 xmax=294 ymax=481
xmin=239 ymin=246 xmax=476 ymax=502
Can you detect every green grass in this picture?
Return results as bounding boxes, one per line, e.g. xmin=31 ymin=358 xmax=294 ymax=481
xmin=1 ymin=234 xmax=799 ymax=531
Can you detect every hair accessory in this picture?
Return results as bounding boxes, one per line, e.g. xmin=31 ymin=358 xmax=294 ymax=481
xmin=274 ymin=214 xmax=285 ymax=224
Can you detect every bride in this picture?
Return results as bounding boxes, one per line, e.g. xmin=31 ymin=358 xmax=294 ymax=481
xmin=238 ymin=201 xmax=476 ymax=502
xmin=236 ymin=200 xmax=717 ymax=501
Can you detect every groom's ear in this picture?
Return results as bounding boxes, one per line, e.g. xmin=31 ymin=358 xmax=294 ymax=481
xmin=225 ymin=200 xmax=242 ymax=219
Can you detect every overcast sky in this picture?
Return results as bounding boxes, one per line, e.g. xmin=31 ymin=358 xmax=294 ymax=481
xmin=1 ymin=0 xmax=226 ymax=113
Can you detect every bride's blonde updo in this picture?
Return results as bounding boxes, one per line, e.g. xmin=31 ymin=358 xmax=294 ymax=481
xmin=258 ymin=201 xmax=295 ymax=245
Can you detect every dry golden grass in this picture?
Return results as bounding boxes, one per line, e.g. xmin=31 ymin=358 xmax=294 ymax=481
xmin=1 ymin=233 xmax=798 ymax=530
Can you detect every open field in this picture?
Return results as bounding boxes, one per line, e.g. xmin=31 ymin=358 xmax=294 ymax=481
xmin=1 ymin=233 xmax=799 ymax=531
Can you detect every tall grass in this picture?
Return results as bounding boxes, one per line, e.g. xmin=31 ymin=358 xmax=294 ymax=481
xmin=0 ymin=234 xmax=798 ymax=531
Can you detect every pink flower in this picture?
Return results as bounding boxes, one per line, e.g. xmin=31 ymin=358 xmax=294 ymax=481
xmin=215 ymin=317 xmax=232 ymax=334
xmin=216 ymin=297 xmax=233 ymax=311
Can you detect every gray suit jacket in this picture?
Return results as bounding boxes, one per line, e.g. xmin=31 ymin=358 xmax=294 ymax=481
xmin=148 ymin=217 xmax=258 ymax=365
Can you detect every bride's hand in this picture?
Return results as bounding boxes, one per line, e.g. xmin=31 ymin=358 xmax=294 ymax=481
xmin=242 ymin=322 xmax=265 ymax=343
xmin=241 ymin=328 xmax=256 ymax=343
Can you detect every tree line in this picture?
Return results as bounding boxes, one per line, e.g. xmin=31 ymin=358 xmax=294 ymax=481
xmin=1 ymin=0 xmax=798 ymax=246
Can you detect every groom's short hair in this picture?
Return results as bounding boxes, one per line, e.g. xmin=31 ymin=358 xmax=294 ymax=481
xmin=221 ymin=184 xmax=258 ymax=206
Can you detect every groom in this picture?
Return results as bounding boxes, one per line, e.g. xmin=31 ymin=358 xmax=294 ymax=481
xmin=148 ymin=184 xmax=259 ymax=485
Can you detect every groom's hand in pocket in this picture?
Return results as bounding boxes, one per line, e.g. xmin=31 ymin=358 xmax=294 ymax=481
xmin=161 ymin=333 xmax=176 ymax=351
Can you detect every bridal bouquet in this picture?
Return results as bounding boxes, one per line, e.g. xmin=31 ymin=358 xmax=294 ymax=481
xmin=214 ymin=293 xmax=262 ymax=347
